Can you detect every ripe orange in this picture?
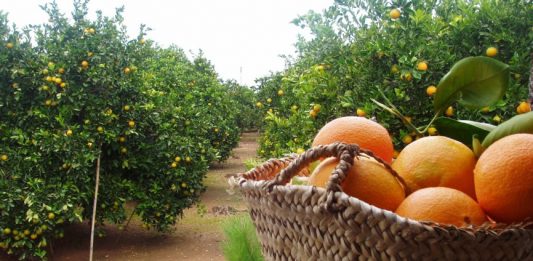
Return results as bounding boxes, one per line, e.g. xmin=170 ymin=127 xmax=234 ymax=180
xmin=356 ymin=108 xmax=366 ymax=117
xmin=396 ymin=187 xmax=486 ymax=227
xmin=486 ymin=47 xmax=498 ymax=57
xmin=426 ymin=85 xmax=437 ymax=96
xmin=474 ymin=134 xmax=533 ymax=223
xmin=392 ymin=136 xmax=477 ymax=198
xmin=445 ymin=106 xmax=454 ymax=116
xmin=401 ymin=135 xmax=413 ymax=145
xmin=389 ymin=8 xmax=401 ymax=19
xmin=312 ymin=116 xmax=394 ymax=163
xmin=309 ymin=156 xmax=405 ymax=211
xmin=417 ymin=61 xmax=428 ymax=71
xmin=516 ymin=101 xmax=531 ymax=114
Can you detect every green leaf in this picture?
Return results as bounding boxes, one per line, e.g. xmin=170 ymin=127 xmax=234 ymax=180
xmin=434 ymin=56 xmax=509 ymax=112
xmin=433 ymin=117 xmax=492 ymax=148
xmin=456 ymin=120 xmax=496 ymax=132
xmin=482 ymin=111 xmax=533 ymax=149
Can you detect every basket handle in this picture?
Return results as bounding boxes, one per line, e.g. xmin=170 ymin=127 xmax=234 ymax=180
xmin=264 ymin=142 xmax=409 ymax=211
xmin=239 ymin=155 xmax=300 ymax=181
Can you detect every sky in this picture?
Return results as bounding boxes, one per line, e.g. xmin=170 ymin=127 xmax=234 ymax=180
xmin=1 ymin=0 xmax=333 ymax=86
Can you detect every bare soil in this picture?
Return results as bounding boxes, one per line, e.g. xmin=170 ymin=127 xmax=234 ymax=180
xmin=4 ymin=132 xmax=258 ymax=261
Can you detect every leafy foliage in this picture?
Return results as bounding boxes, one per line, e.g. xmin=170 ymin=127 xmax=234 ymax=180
xmin=0 ymin=1 xmax=256 ymax=259
xmin=256 ymin=0 xmax=532 ymax=157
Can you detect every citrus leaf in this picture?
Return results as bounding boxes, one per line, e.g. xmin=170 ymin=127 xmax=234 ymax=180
xmin=481 ymin=111 xmax=533 ymax=149
xmin=433 ymin=117 xmax=492 ymax=148
xmin=434 ymin=57 xmax=509 ymax=112
xmin=456 ymin=120 xmax=496 ymax=132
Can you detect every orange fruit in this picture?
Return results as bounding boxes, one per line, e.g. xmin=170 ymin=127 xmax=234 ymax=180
xmin=391 ymin=64 xmax=399 ymax=74
xmin=516 ymin=101 xmax=531 ymax=114
xmin=356 ymin=108 xmax=366 ymax=117
xmin=417 ymin=61 xmax=428 ymax=71
xmin=312 ymin=116 xmax=394 ymax=163
xmin=309 ymin=156 xmax=405 ymax=211
xmin=426 ymin=85 xmax=437 ymax=96
xmin=392 ymin=136 xmax=477 ymax=198
xmin=396 ymin=187 xmax=486 ymax=227
xmin=401 ymin=135 xmax=413 ymax=144
xmin=486 ymin=47 xmax=498 ymax=57
xmin=474 ymin=134 xmax=533 ymax=223
xmin=445 ymin=106 xmax=454 ymax=116
xmin=389 ymin=8 xmax=400 ymax=19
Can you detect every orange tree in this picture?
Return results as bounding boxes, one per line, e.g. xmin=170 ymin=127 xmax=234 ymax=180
xmin=0 ymin=1 xmax=243 ymax=259
xmin=256 ymin=0 xmax=532 ymax=157
xmin=142 ymin=47 xmax=242 ymax=162
xmin=225 ymin=79 xmax=261 ymax=131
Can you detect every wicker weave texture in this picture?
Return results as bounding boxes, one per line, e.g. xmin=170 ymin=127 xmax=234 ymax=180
xmin=237 ymin=143 xmax=533 ymax=261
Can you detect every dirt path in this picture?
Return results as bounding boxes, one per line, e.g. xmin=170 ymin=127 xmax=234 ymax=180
xmin=7 ymin=132 xmax=259 ymax=261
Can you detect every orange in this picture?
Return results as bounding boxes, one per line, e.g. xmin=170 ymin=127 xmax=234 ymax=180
xmin=392 ymin=136 xmax=477 ymax=198
xmin=516 ymin=101 xmax=531 ymax=114
xmin=474 ymin=133 xmax=533 ymax=223
xmin=426 ymin=85 xmax=437 ymax=96
xmin=389 ymin=9 xmax=400 ymax=19
xmin=396 ymin=187 xmax=486 ymax=227
xmin=486 ymin=47 xmax=498 ymax=57
xmin=309 ymin=156 xmax=405 ymax=211
xmin=417 ymin=61 xmax=428 ymax=71
xmin=312 ymin=116 xmax=394 ymax=163
xmin=427 ymin=127 xmax=438 ymax=136
xmin=445 ymin=106 xmax=454 ymax=116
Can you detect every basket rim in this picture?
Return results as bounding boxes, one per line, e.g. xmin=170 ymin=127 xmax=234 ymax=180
xmin=237 ymin=166 xmax=533 ymax=234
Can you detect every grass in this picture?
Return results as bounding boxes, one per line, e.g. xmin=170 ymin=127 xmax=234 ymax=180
xmin=244 ymin=158 xmax=264 ymax=171
xmin=221 ymin=214 xmax=264 ymax=261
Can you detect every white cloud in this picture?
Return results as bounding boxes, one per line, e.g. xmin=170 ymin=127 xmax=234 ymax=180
xmin=1 ymin=0 xmax=333 ymax=86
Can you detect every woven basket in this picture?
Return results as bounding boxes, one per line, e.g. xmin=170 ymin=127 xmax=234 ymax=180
xmin=236 ymin=143 xmax=533 ymax=260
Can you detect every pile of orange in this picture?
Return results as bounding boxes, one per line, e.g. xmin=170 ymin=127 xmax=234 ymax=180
xmin=306 ymin=116 xmax=533 ymax=227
